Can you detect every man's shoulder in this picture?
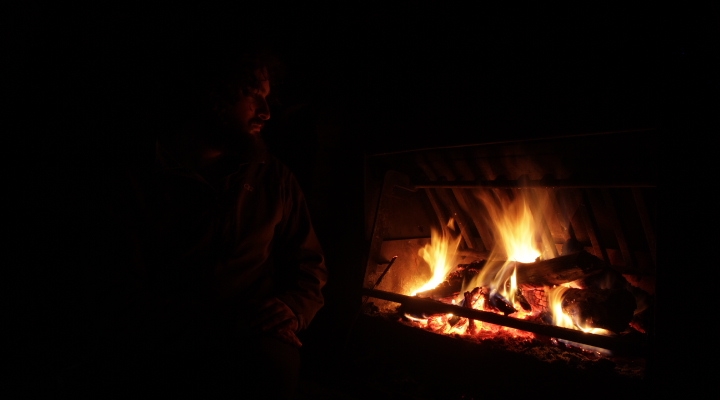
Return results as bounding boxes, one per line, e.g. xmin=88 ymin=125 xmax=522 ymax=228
xmin=255 ymin=154 xmax=309 ymax=200
xmin=261 ymin=153 xmax=296 ymax=180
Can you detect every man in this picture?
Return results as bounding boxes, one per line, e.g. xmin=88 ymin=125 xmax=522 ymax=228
xmin=89 ymin=44 xmax=327 ymax=398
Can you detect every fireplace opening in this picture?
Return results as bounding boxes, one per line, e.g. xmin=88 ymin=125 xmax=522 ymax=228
xmin=356 ymin=129 xmax=656 ymax=389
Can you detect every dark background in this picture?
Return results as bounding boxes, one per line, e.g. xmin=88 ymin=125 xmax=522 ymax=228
xmin=6 ymin=2 xmax=717 ymax=395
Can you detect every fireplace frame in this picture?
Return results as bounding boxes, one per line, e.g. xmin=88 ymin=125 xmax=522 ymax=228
xmin=360 ymin=129 xmax=657 ymax=354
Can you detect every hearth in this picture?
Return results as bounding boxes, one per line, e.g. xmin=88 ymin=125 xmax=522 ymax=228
xmin=356 ymin=129 xmax=656 ymax=389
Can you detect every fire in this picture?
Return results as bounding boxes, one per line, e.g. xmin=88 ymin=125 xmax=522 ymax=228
xmin=466 ymin=190 xmax=543 ymax=301
xmin=547 ymin=285 xmax=612 ymax=336
xmin=498 ymin=266 xmax=519 ymax=308
xmin=491 ymin=193 xmax=542 ymax=264
xmin=411 ymin=225 xmax=462 ymax=295
xmin=406 ymin=190 xmax=611 ymax=346
xmin=548 ymin=285 xmax=577 ymax=330
xmin=404 ymin=188 xmax=616 ymax=342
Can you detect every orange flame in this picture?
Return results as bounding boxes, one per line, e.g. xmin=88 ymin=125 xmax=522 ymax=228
xmin=546 ymin=284 xmax=612 ymax=335
xmin=493 ymin=194 xmax=542 ymax=264
xmin=466 ymin=190 xmax=543 ymax=298
xmin=411 ymin=226 xmax=462 ymax=295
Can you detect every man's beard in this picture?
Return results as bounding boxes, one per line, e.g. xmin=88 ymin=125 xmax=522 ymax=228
xmin=204 ymin=117 xmax=261 ymax=156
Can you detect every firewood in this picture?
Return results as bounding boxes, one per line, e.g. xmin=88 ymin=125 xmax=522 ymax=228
xmin=487 ymin=291 xmax=517 ymax=316
xmin=463 ymin=289 xmax=481 ymax=335
xmin=577 ymin=265 xmax=632 ymax=291
xmin=463 ymin=287 xmax=482 ymax=307
xmin=565 ymin=263 xmax=653 ymax=334
xmin=515 ymin=290 xmax=532 ymax=311
xmin=561 ymin=287 xmax=636 ymax=334
xmin=515 ymin=250 xmax=606 ymax=286
xmin=455 ymin=260 xmax=487 ymax=273
xmin=415 ymin=280 xmax=460 ymax=300
xmin=415 ymin=264 xmax=482 ymax=300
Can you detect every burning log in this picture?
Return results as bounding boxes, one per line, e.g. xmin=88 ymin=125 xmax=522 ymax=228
xmin=414 ymin=280 xmax=460 ymax=301
xmin=403 ymin=249 xmax=645 ymax=338
xmin=461 ymin=287 xmax=482 ymax=307
xmin=515 ymin=290 xmax=532 ymax=311
xmin=363 ymin=288 xmax=647 ymax=354
xmin=415 ymin=262 xmax=482 ymax=300
xmin=516 ymin=250 xmax=651 ymax=334
xmin=515 ymin=250 xmax=606 ymax=286
xmin=561 ymin=288 xmax=636 ymax=334
xmin=486 ymin=291 xmax=517 ymax=316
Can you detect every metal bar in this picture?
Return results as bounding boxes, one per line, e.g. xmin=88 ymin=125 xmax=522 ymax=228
xmin=370 ymin=256 xmax=398 ymax=291
xmin=364 ymin=170 xmax=413 ymax=287
xmin=413 ymin=182 xmax=656 ymax=189
xmin=362 ymin=288 xmax=646 ymax=355
xmin=361 ymin=256 xmax=400 ymax=310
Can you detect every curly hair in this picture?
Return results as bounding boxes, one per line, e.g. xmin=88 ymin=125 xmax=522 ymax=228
xmin=193 ymin=42 xmax=283 ymax=109
xmin=156 ymin=37 xmax=284 ymax=136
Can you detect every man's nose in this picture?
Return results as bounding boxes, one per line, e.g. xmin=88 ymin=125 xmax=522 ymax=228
xmin=257 ymin=98 xmax=271 ymax=120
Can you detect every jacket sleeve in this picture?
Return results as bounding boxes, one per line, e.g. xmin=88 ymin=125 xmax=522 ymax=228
xmin=273 ymin=168 xmax=328 ymax=331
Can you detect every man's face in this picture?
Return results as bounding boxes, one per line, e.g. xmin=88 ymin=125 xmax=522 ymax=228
xmin=228 ymin=67 xmax=271 ymax=136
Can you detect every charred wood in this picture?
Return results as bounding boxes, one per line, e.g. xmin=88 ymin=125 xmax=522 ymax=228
xmin=518 ymin=285 xmax=548 ymax=312
xmin=561 ymin=288 xmax=636 ymax=334
xmin=577 ymin=263 xmax=635 ymax=291
xmin=415 ymin=263 xmax=482 ymax=300
xmin=463 ymin=290 xmax=478 ymax=335
xmin=415 ymin=280 xmax=460 ymax=301
xmin=630 ymin=301 xmax=655 ymax=334
xmin=515 ymin=290 xmax=532 ymax=311
xmin=570 ymin=256 xmax=655 ymax=335
xmin=461 ymin=287 xmax=482 ymax=308
xmin=515 ymin=250 xmax=606 ymax=286
xmin=455 ymin=260 xmax=487 ymax=273
xmin=487 ymin=291 xmax=517 ymax=316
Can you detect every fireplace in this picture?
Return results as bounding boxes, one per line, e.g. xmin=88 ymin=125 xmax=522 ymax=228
xmin=355 ymin=129 xmax=656 ymax=393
